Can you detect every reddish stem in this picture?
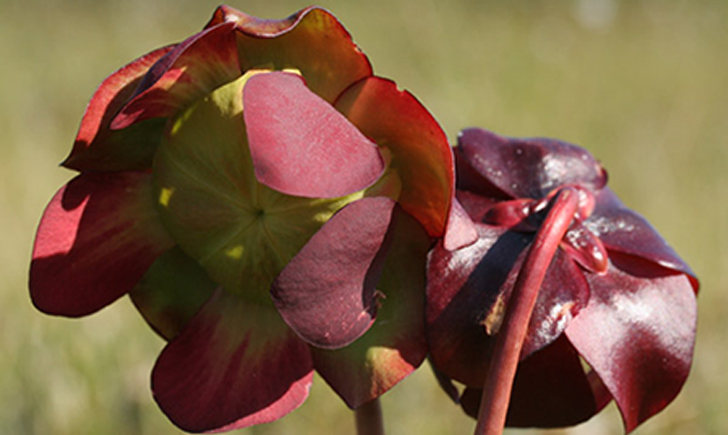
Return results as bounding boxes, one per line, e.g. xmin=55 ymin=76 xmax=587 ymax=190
xmin=355 ymin=398 xmax=385 ymax=435
xmin=473 ymin=187 xmax=579 ymax=435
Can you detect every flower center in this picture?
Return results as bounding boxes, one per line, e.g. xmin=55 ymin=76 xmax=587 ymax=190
xmin=152 ymin=71 xmax=363 ymax=302
xmin=482 ymin=185 xmax=608 ymax=273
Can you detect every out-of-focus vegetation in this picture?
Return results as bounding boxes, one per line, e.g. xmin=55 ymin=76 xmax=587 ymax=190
xmin=1 ymin=0 xmax=725 ymax=433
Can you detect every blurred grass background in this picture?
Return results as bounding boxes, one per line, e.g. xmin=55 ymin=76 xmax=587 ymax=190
xmin=1 ymin=0 xmax=726 ymax=433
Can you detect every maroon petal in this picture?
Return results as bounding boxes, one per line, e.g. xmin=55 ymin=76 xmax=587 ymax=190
xmin=457 ymin=128 xmax=607 ymax=200
xmin=460 ymin=335 xmax=610 ymax=427
xmin=271 ymin=197 xmax=396 ymax=349
xmin=565 ymin=256 xmax=697 ymax=432
xmin=426 ymin=224 xmax=529 ymax=387
xmin=63 ymin=46 xmax=173 ymax=172
xmin=311 ymin=208 xmax=430 ymax=407
xmin=243 ymin=72 xmax=384 ymax=198
xmin=30 ymin=172 xmax=174 ymax=316
xmin=152 ymin=290 xmax=313 ymax=432
xmin=112 ymin=22 xmax=241 ymax=129
xmin=129 ymin=247 xmax=217 ymax=341
xmin=522 ymin=250 xmax=590 ymax=357
xmin=427 ymin=226 xmax=589 ymax=386
xmin=588 ymin=188 xmax=698 ymax=288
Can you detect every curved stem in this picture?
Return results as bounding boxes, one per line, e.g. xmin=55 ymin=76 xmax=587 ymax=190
xmin=355 ymin=398 xmax=385 ymax=435
xmin=474 ymin=188 xmax=579 ymax=435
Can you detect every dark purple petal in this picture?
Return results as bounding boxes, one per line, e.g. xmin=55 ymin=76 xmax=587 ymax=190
xmin=30 ymin=172 xmax=174 ymax=316
xmin=311 ymin=208 xmax=430 ymax=407
xmin=460 ymin=335 xmax=611 ymax=427
xmin=243 ymin=72 xmax=384 ymax=198
xmin=129 ymin=247 xmax=217 ymax=341
xmin=522 ymin=250 xmax=590 ymax=357
xmin=112 ymin=22 xmax=242 ymax=129
xmin=588 ymin=188 xmax=698 ymax=289
xmin=152 ymin=290 xmax=313 ymax=432
xmin=426 ymin=224 xmax=528 ymax=387
xmin=427 ymin=225 xmax=589 ymax=386
xmin=565 ymin=256 xmax=697 ymax=432
xmin=456 ymin=128 xmax=607 ymax=200
xmin=271 ymin=197 xmax=396 ymax=349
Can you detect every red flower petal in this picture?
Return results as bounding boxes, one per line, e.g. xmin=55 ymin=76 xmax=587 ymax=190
xmin=336 ymin=76 xmax=454 ymax=237
xmin=565 ymin=256 xmax=697 ymax=432
xmin=112 ymin=22 xmax=242 ymax=129
xmin=443 ymin=198 xmax=479 ymax=251
xmin=457 ymin=128 xmax=607 ymax=200
xmin=426 ymin=225 xmax=529 ymax=387
xmin=311 ymin=208 xmax=430 ymax=407
xmin=63 ymin=46 xmax=173 ymax=172
xmin=460 ymin=335 xmax=610 ymax=427
xmin=208 ymin=6 xmax=373 ymax=103
xmin=243 ymin=72 xmax=384 ymax=198
xmin=271 ymin=197 xmax=396 ymax=349
xmin=589 ymin=188 xmax=698 ymax=289
xmin=152 ymin=289 xmax=313 ymax=432
xmin=30 ymin=172 xmax=174 ymax=316
xmin=426 ymin=225 xmax=589 ymax=386
xmin=130 ymin=247 xmax=217 ymax=341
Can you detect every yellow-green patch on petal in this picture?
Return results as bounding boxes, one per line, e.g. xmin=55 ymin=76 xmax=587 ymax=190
xmin=153 ymin=72 xmax=361 ymax=302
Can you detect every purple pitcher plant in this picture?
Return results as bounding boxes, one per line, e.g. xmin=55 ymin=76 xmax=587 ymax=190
xmin=427 ymin=128 xmax=699 ymax=434
xmin=29 ymin=5 xmax=463 ymax=432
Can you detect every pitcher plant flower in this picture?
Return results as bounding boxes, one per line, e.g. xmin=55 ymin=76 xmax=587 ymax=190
xmin=29 ymin=5 xmax=461 ymax=432
xmin=426 ymin=128 xmax=698 ymax=433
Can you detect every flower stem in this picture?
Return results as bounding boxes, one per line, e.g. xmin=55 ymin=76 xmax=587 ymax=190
xmin=473 ymin=187 xmax=579 ymax=435
xmin=355 ymin=398 xmax=385 ymax=435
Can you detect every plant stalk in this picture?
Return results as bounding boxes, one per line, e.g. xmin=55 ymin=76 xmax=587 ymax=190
xmin=355 ymin=398 xmax=385 ymax=435
xmin=473 ymin=187 xmax=579 ymax=435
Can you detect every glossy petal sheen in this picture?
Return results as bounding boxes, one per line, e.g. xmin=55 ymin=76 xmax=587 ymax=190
xmin=426 ymin=224 xmax=589 ymax=386
xmin=130 ymin=247 xmax=217 ymax=340
xmin=208 ymin=6 xmax=373 ymax=103
xmin=113 ymin=22 xmax=241 ymax=129
xmin=311 ymin=207 xmax=430 ymax=407
xmin=588 ymin=188 xmax=697 ymax=287
xmin=152 ymin=290 xmax=313 ymax=433
xmin=565 ymin=257 xmax=696 ymax=432
xmin=457 ymin=128 xmax=607 ymax=200
xmin=336 ymin=76 xmax=453 ymax=237
xmin=30 ymin=172 xmax=174 ymax=316
xmin=272 ymin=197 xmax=396 ymax=349
xmin=63 ymin=46 xmax=172 ymax=172
xmin=243 ymin=71 xmax=383 ymax=198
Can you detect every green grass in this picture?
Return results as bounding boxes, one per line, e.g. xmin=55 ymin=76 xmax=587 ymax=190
xmin=2 ymin=0 xmax=726 ymax=433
